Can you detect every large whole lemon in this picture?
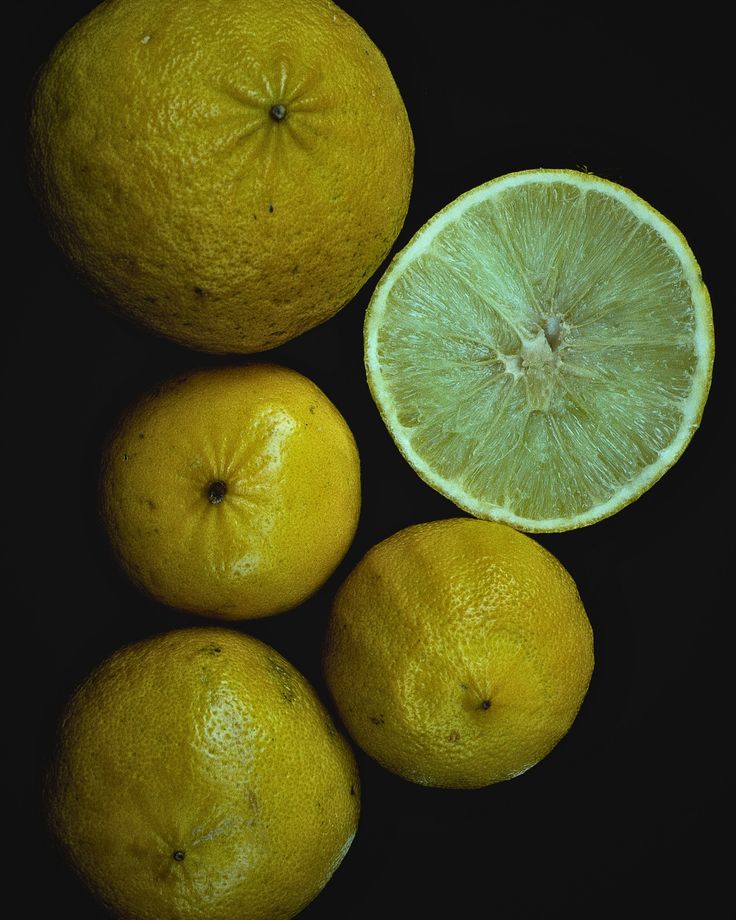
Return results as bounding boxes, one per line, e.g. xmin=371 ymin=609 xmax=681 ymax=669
xmin=28 ymin=0 xmax=414 ymax=353
xmin=100 ymin=363 xmax=361 ymax=619
xmin=46 ymin=627 xmax=360 ymax=920
xmin=323 ymin=518 xmax=594 ymax=788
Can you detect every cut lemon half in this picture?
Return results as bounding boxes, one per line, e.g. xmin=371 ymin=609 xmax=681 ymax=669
xmin=365 ymin=169 xmax=714 ymax=531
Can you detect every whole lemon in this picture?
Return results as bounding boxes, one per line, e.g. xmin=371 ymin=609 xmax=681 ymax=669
xmin=46 ymin=627 xmax=360 ymax=920
xmin=100 ymin=363 xmax=361 ymax=619
xmin=28 ymin=0 xmax=414 ymax=353
xmin=323 ymin=518 xmax=594 ymax=788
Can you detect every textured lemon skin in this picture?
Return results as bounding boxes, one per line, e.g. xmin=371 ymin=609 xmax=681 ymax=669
xmin=100 ymin=363 xmax=361 ymax=619
xmin=323 ymin=518 xmax=594 ymax=788
xmin=28 ymin=0 xmax=414 ymax=353
xmin=46 ymin=627 xmax=360 ymax=920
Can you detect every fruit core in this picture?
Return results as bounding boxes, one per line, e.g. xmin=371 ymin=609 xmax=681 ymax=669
xmin=497 ymin=315 xmax=567 ymax=412
xmin=270 ymin=103 xmax=287 ymax=122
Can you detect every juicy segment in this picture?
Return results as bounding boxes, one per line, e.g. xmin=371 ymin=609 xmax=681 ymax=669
xmin=367 ymin=174 xmax=713 ymax=529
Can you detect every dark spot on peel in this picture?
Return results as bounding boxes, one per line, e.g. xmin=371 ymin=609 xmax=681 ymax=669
xmin=206 ymin=480 xmax=227 ymax=504
xmin=193 ymin=286 xmax=204 ymax=297
xmin=369 ymin=714 xmax=385 ymax=725
xmin=267 ymin=656 xmax=297 ymax=703
xmin=480 ymin=699 xmax=491 ymax=711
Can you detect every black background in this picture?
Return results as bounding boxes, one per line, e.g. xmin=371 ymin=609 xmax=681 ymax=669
xmin=10 ymin=3 xmax=731 ymax=918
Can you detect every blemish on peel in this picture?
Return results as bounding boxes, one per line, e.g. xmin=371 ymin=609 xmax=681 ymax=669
xmin=231 ymin=552 xmax=260 ymax=575
xmin=141 ymin=35 xmax=151 ymax=44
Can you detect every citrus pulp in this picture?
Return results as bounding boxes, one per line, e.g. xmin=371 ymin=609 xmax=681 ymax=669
xmin=46 ymin=627 xmax=360 ymax=920
xmin=365 ymin=169 xmax=714 ymax=531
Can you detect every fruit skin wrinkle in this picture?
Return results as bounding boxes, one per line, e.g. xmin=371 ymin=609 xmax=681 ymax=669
xmin=364 ymin=168 xmax=714 ymax=532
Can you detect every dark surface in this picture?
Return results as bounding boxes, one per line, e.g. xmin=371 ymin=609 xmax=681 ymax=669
xmin=10 ymin=3 xmax=731 ymax=918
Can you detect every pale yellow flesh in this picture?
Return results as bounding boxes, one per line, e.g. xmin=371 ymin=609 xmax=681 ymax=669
xmin=366 ymin=170 xmax=714 ymax=530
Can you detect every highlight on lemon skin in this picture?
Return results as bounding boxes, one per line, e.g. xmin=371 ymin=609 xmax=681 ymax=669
xmin=99 ymin=363 xmax=361 ymax=620
xmin=365 ymin=168 xmax=714 ymax=532
xmin=46 ymin=627 xmax=361 ymax=920
xmin=28 ymin=0 xmax=414 ymax=353
xmin=323 ymin=517 xmax=594 ymax=789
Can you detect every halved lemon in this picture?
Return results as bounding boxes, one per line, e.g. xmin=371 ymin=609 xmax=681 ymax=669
xmin=365 ymin=169 xmax=714 ymax=531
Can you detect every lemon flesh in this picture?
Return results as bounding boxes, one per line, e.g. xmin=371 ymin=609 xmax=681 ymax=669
xmin=365 ymin=169 xmax=714 ymax=531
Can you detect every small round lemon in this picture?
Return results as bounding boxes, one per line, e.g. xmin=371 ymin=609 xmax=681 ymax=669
xmin=46 ymin=627 xmax=360 ymax=920
xmin=100 ymin=363 xmax=361 ymax=619
xmin=323 ymin=517 xmax=594 ymax=788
